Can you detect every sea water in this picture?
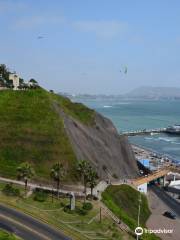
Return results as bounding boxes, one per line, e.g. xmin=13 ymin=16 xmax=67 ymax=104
xmin=72 ymin=97 xmax=180 ymax=162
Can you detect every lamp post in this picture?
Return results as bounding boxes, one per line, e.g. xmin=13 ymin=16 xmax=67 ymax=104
xmin=137 ymin=189 xmax=142 ymax=240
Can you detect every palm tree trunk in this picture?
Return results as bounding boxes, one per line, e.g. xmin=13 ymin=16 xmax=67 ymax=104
xmin=84 ymin=181 xmax=87 ymax=203
xmin=25 ymin=179 xmax=28 ymax=195
xmin=91 ymin=187 xmax=93 ymax=197
xmin=57 ymin=180 xmax=60 ymax=199
xmin=51 ymin=186 xmax=54 ymax=203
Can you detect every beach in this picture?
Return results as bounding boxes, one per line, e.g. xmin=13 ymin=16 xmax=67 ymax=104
xmin=131 ymin=144 xmax=172 ymax=170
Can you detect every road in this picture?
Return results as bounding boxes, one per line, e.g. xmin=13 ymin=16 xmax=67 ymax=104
xmin=0 ymin=203 xmax=71 ymax=240
xmin=147 ymin=186 xmax=180 ymax=240
xmin=150 ymin=185 xmax=180 ymax=217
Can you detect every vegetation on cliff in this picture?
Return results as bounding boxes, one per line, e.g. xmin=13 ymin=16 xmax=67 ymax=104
xmin=0 ymin=230 xmax=21 ymax=240
xmin=0 ymin=88 xmax=95 ymax=181
xmin=102 ymin=185 xmax=150 ymax=229
xmin=102 ymin=185 xmax=160 ymax=240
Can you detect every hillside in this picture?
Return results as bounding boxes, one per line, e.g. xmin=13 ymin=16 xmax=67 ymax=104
xmin=0 ymin=230 xmax=21 ymax=240
xmin=0 ymin=89 xmax=138 ymax=182
xmin=102 ymin=185 xmax=150 ymax=229
xmin=102 ymin=185 xmax=160 ymax=240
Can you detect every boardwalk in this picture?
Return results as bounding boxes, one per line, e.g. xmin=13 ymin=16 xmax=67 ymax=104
xmin=132 ymin=168 xmax=170 ymax=186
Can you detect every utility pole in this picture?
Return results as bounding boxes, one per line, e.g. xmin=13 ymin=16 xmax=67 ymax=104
xmin=137 ymin=190 xmax=142 ymax=240
xmin=99 ymin=207 xmax=102 ymax=223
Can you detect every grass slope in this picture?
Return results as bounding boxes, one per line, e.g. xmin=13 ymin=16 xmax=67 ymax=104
xmin=102 ymin=185 xmax=160 ymax=240
xmin=0 ymin=89 xmax=95 ymax=181
xmin=0 ymin=182 xmax=133 ymax=240
xmin=0 ymin=230 xmax=21 ymax=240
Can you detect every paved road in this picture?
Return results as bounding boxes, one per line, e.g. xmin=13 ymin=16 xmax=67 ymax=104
xmin=0 ymin=203 xmax=71 ymax=240
xmin=150 ymin=185 xmax=180 ymax=217
xmin=147 ymin=187 xmax=180 ymax=240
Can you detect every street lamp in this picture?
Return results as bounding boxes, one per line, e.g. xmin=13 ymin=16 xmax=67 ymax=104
xmin=137 ymin=189 xmax=142 ymax=240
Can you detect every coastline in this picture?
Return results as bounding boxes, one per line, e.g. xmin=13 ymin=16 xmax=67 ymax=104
xmin=131 ymin=143 xmax=180 ymax=176
xmin=131 ymin=143 xmax=173 ymax=169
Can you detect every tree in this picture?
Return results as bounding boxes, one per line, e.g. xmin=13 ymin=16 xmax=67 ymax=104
xmin=17 ymin=162 xmax=34 ymax=194
xmin=88 ymin=167 xmax=98 ymax=197
xmin=0 ymin=64 xmax=9 ymax=81
xmin=77 ymin=160 xmax=90 ymax=200
xmin=50 ymin=162 xmax=65 ymax=199
xmin=19 ymin=78 xmax=24 ymax=84
xmin=29 ymin=78 xmax=38 ymax=83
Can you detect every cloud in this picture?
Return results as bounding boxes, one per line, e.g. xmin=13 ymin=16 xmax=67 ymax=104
xmin=13 ymin=15 xmax=65 ymax=29
xmin=72 ymin=20 xmax=128 ymax=38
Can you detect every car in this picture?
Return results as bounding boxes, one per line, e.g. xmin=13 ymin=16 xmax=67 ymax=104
xmin=163 ymin=211 xmax=176 ymax=219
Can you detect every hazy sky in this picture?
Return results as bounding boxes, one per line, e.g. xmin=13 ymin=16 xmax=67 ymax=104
xmin=1 ymin=0 xmax=180 ymax=94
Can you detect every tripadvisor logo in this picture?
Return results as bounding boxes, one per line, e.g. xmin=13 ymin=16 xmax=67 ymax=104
xmin=135 ymin=227 xmax=143 ymax=236
xmin=135 ymin=227 xmax=174 ymax=236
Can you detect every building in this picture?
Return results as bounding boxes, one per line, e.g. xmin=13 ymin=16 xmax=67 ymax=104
xmin=9 ymin=73 xmax=20 ymax=90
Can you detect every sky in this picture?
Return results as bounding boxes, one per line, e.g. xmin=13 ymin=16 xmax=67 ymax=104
xmin=1 ymin=0 xmax=180 ymax=94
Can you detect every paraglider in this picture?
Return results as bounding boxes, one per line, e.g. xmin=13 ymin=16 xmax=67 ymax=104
xmin=37 ymin=36 xmax=44 ymax=40
xmin=120 ymin=66 xmax=128 ymax=74
xmin=124 ymin=66 xmax=127 ymax=74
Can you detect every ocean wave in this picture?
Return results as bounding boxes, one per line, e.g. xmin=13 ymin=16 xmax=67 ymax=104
xmin=103 ymin=105 xmax=113 ymax=108
xmin=162 ymin=147 xmax=180 ymax=152
xmin=144 ymin=137 xmax=153 ymax=141
xmin=158 ymin=137 xmax=172 ymax=142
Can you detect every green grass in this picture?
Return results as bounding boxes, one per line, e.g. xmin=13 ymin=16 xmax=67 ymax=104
xmin=0 ymin=230 xmax=21 ymax=240
xmin=102 ymin=185 xmax=160 ymax=240
xmin=51 ymin=93 xmax=95 ymax=125
xmin=0 ymin=183 xmax=133 ymax=240
xmin=0 ymin=88 xmax=95 ymax=181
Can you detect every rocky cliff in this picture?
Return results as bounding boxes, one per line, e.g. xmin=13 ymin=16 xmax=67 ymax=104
xmin=53 ymin=102 xmax=138 ymax=180
xmin=0 ymin=88 xmax=138 ymax=181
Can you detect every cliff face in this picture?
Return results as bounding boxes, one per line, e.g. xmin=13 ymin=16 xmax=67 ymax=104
xmin=0 ymin=88 xmax=138 ymax=181
xmin=54 ymin=103 xmax=138 ymax=180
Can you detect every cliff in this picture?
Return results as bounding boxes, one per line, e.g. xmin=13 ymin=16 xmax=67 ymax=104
xmin=0 ymin=88 xmax=138 ymax=181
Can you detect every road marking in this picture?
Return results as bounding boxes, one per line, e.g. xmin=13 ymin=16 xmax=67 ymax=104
xmin=0 ymin=213 xmax=51 ymax=240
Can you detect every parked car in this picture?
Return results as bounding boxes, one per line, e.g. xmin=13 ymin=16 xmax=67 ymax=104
xmin=163 ymin=211 xmax=176 ymax=219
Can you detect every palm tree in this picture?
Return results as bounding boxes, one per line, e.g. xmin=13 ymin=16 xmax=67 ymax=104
xmin=88 ymin=167 xmax=98 ymax=197
xmin=50 ymin=162 xmax=64 ymax=199
xmin=17 ymin=162 xmax=34 ymax=194
xmin=77 ymin=160 xmax=90 ymax=200
xmin=0 ymin=64 xmax=9 ymax=80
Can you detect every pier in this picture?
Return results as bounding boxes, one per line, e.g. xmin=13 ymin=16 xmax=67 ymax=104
xmin=121 ymin=128 xmax=166 ymax=136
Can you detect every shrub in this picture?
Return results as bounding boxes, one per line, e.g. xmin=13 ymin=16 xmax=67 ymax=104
xmin=63 ymin=205 xmax=75 ymax=214
xmin=82 ymin=202 xmax=93 ymax=211
xmin=75 ymin=206 xmax=87 ymax=216
xmin=60 ymin=202 xmax=65 ymax=207
xmin=87 ymin=194 xmax=98 ymax=201
xmin=112 ymin=173 xmax=118 ymax=179
xmin=33 ymin=190 xmax=47 ymax=202
xmin=93 ymin=196 xmax=98 ymax=201
xmin=2 ymin=183 xmax=20 ymax=196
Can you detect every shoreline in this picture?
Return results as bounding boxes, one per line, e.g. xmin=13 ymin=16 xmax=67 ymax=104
xmin=131 ymin=143 xmax=174 ymax=169
xmin=131 ymin=143 xmax=180 ymax=176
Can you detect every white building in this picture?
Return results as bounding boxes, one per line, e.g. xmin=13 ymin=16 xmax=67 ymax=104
xmin=9 ymin=73 xmax=20 ymax=90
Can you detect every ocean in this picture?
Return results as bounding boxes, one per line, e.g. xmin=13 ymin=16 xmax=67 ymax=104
xmin=72 ymin=97 xmax=180 ymax=163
